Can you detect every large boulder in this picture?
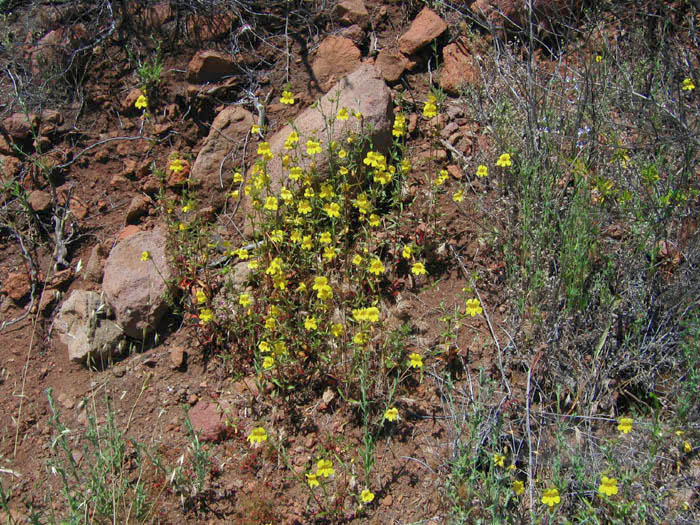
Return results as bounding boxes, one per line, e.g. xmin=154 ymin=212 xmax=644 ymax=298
xmin=253 ymin=63 xmax=393 ymax=194
xmin=189 ymin=106 xmax=254 ymax=208
xmin=311 ymin=36 xmax=362 ymax=92
xmin=54 ymin=290 xmax=124 ymax=366
xmin=102 ymin=228 xmax=173 ymax=339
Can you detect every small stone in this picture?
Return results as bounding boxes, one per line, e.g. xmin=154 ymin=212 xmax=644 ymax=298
xmin=382 ymin=494 xmax=393 ymax=507
xmin=187 ymin=401 xmax=227 ymax=442
xmin=375 ymin=46 xmax=409 ymax=83
xmin=170 ymin=345 xmax=185 ymax=369
xmin=3 ymin=271 xmax=31 ymax=302
xmin=447 ymin=165 xmax=462 ymax=180
xmin=187 ymin=50 xmax=235 ymax=83
xmin=334 ymin=0 xmax=369 ymax=27
xmin=27 ymin=190 xmax=52 ymax=212
xmin=125 ymin=194 xmax=151 ymax=225
xmin=398 ymin=7 xmax=447 ymax=56
xmin=311 ymin=36 xmax=362 ymax=92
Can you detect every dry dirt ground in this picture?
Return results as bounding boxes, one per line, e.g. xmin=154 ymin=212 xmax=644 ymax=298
xmin=2 ymin=1 xmax=696 ymax=524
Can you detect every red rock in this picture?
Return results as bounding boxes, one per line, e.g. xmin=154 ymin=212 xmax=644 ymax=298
xmin=0 ymin=155 xmax=22 ymax=180
xmin=116 ymin=225 xmax=141 ymax=244
xmin=311 ymin=36 xmax=362 ymax=92
xmin=398 ymin=7 xmax=447 ymax=55
xmin=170 ymin=345 xmax=185 ymax=369
xmin=186 ymin=50 xmax=235 ymax=83
xmin=0 ymin=134 xmax=12 ymax=155
xmin=121 ymin=88 xmax=144 ymax=114
xmin=340 ymin=24 xmax=365 ymax=45
xmin=2 ymin=113 xmax=38 ymax=141
xmin=103 ymin=228 xmax=173 ymax=338
xmin=185 ymin=12 xmax=235 ymax=42
xmin=375 ymin=46 xmax=409 ymax=83
xmin=440 ymin=41 xmax=480 ymax=94
xmin=187 ymin=401 xmax=227 ymax=442
xmin=3 ymin=271 xmax=31 ymax=302
xmin=125 ymin=195 xmax=151 ymax=224
xmin=334 ymin=0 xmax=369 ymax=27
xmin=69 ymin=197 xmax=88 ymax=220
xmin=27 ymin=190 xmax=52 ymax=212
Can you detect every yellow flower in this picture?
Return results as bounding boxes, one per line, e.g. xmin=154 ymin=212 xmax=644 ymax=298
xmin=262 ymin=356 xmax=274 ymax=369
xmin=453 ymin=190 xmax=464 ymax=203
xmin=434 ymin=170 xmax=448 ymax=186
xmin=352 ymin=254 xmax=363 ymax=266
xmin=316 ymin=459 xmax=334 ymax=478
xmin=296 ymin=282 xmax=307 ymax=293
xmin=230 ymin=190 xmax=240 ymax=199
xmin=239 ymin=293 xmax=252 ymax=307
xmin=251 ymin=124 xmax=261 ymax=135
xmin=199 ymin=308 xmax=214 ymax=324
xmin=263 ymin=196 xmax=278 ymax=211
xmin=411 ymin=262 xmax=427 ymax=275
xmin=423 ymin=100 xmax=437 ymax=118
xmin=316 ymin=284 xmax=333 ymax=301
xmin=369 ymin=258 xmax=385 ymax=275
xmin=134 ymin=94 xmax=148 ymax=110
xmin=236 ymin=248 xmax=249 ymax=260
xmin=233 ymin=171 xmax=244 ymax=183
xmin=541 ymin=487 xmax=560 ymax=508
xmin=598 ymin=476 xmax=618 ymax=497
xmin=169 ymin=158 xmax=183 ymax=173
xmin=363 ymin=151 xmax=386 ymax=170
xmin=324 ymin=202 xmax=341 ymax=218
xmin=306 ymin=139 xmax=322 ymax=155
xmin=682 ymin=78 xmax=695 ymax=91
xmin=384 ymin=407 xmax=399 ymax=422
xmin=401 ymin=159 xmax=412 ymax=174
xmin=306 ymin=472 xmax=320 ymax=488
xmin=266 ymin=257 xmax=283 ymax=276
xmin=409 ymin=352 xmax=423 ymax=369
xmin=280 ymin=90 xmax=295 ymax=105
xmin=257 ymin=142 xmax=273 ymax=160
xmin=493 ymin=453 xmax=506 ymax=467
xmin=354 ymin=111 xmax=362 ymax=119
xmin=320 ymin=232 xmax=332 ymax=244
xmin=323 ymin=246 xmax=337 ymax=261
xmin=338 ymin=149 xmax=347 ymax=158
xmin=373 ymin=169 xmax=392 ymax=185
xmin=361 ymin=489 xmax=375 ymax=503
xmin=270 ymin=229 xmax=284 ymax=243
xmin=617 ymin=417 xmax=633 ymax=434
xmin=402 ymin=245 xmax=412 ymax=259
xmin=301 ymin=235 xmax=313 ymax=250
xmin=476 ymin=165 xmax=488 ymax=177
xmin=280 ymin=187 xmax=293 ymax=202
xmin=513 ymin=480 xmax=525 ymax=496
xmin=248 ymin=259 xmax=259 ymax=270
xmin=274 ymin=341 xmax=287 ymax=355
xmin=353 ymin=193 xmax=371 ymax=214
xmin=496 ymin=153 xmax=512 ymax=167
xmin=290 ymin=230 xmax=302 ymax=243
xmin=304 ymin=316 xmax=317 ymax=331
xmin=247 ymin=427 xmax=268 ymax=444
xmin=319 ymin=183 xmax=334 ymax=199
xmin=368 ymin=214 xmax=380 ymax=227
xmin=331 ymin=323 xmax=344 ymax=337
xmin=179 ymin=222 xmax=187 ymax=231
xmin=392 ymin=113 xmax=406 ymax=137
xmin=140 ymin=251 xmax=151 ymax=261
xmin=258 ymin=341 xmax=271 ymax=353
xmin=684 ymin=441 xmax=692 ymax=453
xmin=337 ymin=107 xmax=349 ymax=120
xmin=353 ymin=331 xmax=368 ymax=345
xmin=465 ymin=298 xmax=483 ymax=317
xmin=284 ymin=130 xmax=299 ymax=149
xmin=264 ymin=317 xmax=276 ymax=330
xmin=289 ymin=166 xmax=303 ymax=180
xmin=297 ymin=200 xmax=312 ymax=215
xmin=595 ymin=54 xmax=602 ymax=63
xmin=195 ymin=289 xmax=207 ymax=304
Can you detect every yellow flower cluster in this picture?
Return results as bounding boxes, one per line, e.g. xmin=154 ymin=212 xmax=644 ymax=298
xmin=352 ymin=306 xmax=380 ymax=323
